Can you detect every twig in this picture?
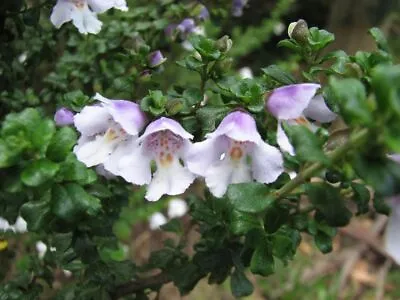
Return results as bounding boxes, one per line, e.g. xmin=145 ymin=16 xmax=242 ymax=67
xmin=110 ymin=272 xmax=171 ymax=300
xmin=375 ymin=259 xmax=393 ymax=300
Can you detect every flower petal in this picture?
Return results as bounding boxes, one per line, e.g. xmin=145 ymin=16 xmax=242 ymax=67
xmin=74 ymin=135 xmax=115 ymax=167
xmin=103 ymin=137 xmax=138 ymax=175
xmin=50 ymin=0 xmax=74 ymax=28
xmin=251 ymin=141 xmax=284 ymax=183
xmin=167 ymin=198 xmax=188 ymax=219
xmin=267 ymin=83 xmax=321 ymax=120
xmin=204 ymin=159 xmax=234 ymax=198
xmin=87 ymin=0 xmax=128 ymax=12
xmin=94 ymin=93 xmax=147 ymax=135
xmin=208 ymin=111 xmax=262 ymax=143
xmin=74 ymin=105 xmax=110 ymax=136
xmin=145 ymin=161 xmax=195 ymax=201
xmin=276 ymin=121 xmax=295 ymax=155
xmin=303 ymin=94 xmax=337 ymax=123
xmin=70 ymin=4 xmax=102 ymax=35
xmin=149 ymin=212 xmax=167 ymax=230
xmin=186 ymin=137 xmax=227 ymax=176
xmin=139 ymin=117 xmax=193 ymax=142
xmin=116 ymin=145 xmax=152 ymax=185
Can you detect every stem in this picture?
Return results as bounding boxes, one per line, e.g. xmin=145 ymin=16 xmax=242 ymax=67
xmin=110 ymin=273 xmax=170 ymax=300
xmin=275 ymin=128 xmax=369 ymax=200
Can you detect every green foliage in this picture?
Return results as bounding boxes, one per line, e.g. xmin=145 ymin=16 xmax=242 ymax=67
xmin=0 ymin=0 xmax=400 ymax=299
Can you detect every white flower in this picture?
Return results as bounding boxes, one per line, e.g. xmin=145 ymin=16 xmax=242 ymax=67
xmin=238 ymin=67 xmax=253 ymax=79
xmin=167 ymin=198 xmax=188 ymax=219
xmin=115 ymin=118 xmax=195 ymax=201
xmin=266 ymin=84 xmax=337 ymax=155
xmin=50 ymin=0 xmax=128 ymax=35
xmin=149 ymin=212 xmax=168 ymax=230
xmin=0 ymin=216 xmax=27 ymax=233
xmin=187 ymin=111 xmax=284 ymax=197
xmin=36 ymin=241 xmax=48 ymax=259
xmin=73 ymin=93 xmax=147 ymax=173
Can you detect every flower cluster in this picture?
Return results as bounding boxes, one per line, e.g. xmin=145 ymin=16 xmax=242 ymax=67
xmin=67 ymin=83 xmax=335 ymax=202
xmin=50 ymin=0 xmax=128 ymax=34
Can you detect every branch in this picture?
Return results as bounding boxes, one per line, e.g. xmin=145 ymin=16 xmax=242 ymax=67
xmin=110 ymin=273 xmax=171 ymax=300
xmin=275 ymin=128 xmax=369 ymax=200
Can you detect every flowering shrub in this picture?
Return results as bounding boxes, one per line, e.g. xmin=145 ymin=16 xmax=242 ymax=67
xmin=0 ymin=0 xmax=399 ymax=299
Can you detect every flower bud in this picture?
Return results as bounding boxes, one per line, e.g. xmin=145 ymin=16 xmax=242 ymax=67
xmin=148 ymin=50 xmax=167 ymax=68
xmin=198 ymin=6 xmax=210 ymax=21
xmin=287 ymin=19 xmax=309 ymax=44
xmin=216 ymin=35 xmax=233 ymax=53
xmin=166 ymin=99 xmax=184 ymax=115
xmin=177 ymin=18 xmax=196 ymax=34
xmin=232 ymin=0 xmax=247 ymax=17
xmin=54 ymin=107 xmax=74 ymax=126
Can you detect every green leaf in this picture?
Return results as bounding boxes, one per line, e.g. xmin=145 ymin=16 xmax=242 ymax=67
xmin=250 ymin=241 xmax=274 ymax=276
xmin=161 ymin=219 xmax=182 ymax=234
xmin=272 ymin=228 xmax=301 ymax=264
xmin=373 ymin=196 xmax=391 ymax=216
xmin=230 ymin=268 xmax=254 ymax=297
xmin=189 ymin=35 xmax=221 ymax=61
xmin=20 ymin=196 xmax=52 ymax=232
xmin=261 ymin=65 xmax=296 ymax=85
xmin=229 ymin=209 xmax=262 ymax=235
xmin=351 ymin=182 xmax=370 ymax=215
xmin=277 ymin=39 xmax=301 ymax=52
xmin=51 ymin=184 xmax=101 ymax=222
xmin=21 ymin=159 xmax=60 ymax=186
xmin=314 ymin=231 xmax=333 ymax=253
xmin=47 ymin=127 xmax=77 ymax=162
xmin=141 ymin=90 xmax=167 ymax=116
xmin=113 ymin=220 xmax=131 ymax=241
xmin=327 ymin=78 xmax=372 ymax=126
xmin=182 ymin=88 xmax=203 ymax=107
xmin=263 ymin=204 xmax=290 ymax=233
xmin=176 ymin=56 xmax=205 ymax=73
xmin=227 ymin=183 xmax=273 ymax=213
xmin=0 ymin=139 xmax=18 ymax=168
xmin=306 ymin=183 xmax=352 ymax=227
xmin=368 ymin=27 xmax=389 ymax=52
xmin=283 ymin=124 xmax=329 ymax=164
xmin=196 ymin=106 xmax=230 ymax=135
xmin=58 ymin=153 xmax=97 ymax=184
xmin=308 ymin=27 xmax=335 ymax=51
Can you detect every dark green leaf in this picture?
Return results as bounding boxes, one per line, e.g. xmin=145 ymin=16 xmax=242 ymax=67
xmin=327 ymin=78 xmax=372 ymax=126
xmin=306 ymin=183 xmax=352 ymax=227
xmin=284 ymin=124 xmax=329 ymax=164
xmin=20 ymin=196 xmax=52 ymax=232
xmin=250 ymin=241 xmax=274 ymax=276
xmin=161 ymin=219 xmax=182 ymax=234
xmin=351 ymin=182 xmax=370 ymax=215
xmin=227 ymin=183 xmax=273 ymax=213
xmin=196 ymin=106 xmax=230 ymax=135
xmin=229 ymin=209 xmax=262 ymax=235
xmin=261 ymin=65 xmax=296 ymax=85
xmin=230 ymin=268 xmax=254 ymax=297
xmin=314 ymin=231 xmax=333 ymax=253
xmin=47 ymin=127 xmax=77 ymax=162
xmin=21 ymin=159 xmax=60 ymax=186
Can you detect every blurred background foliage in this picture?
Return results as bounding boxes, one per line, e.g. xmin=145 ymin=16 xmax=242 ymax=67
xmin=0 ymin=0 xmax=400 ymax=299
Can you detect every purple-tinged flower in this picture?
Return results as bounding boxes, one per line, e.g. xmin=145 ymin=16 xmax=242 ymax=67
xmin=73 ymin=93 xmax=147 ymax=170
xmin=267 ymin=84 xmax=336 ymax=155
xmin=50 ymin=0 xmax=128 ymax=35
xmin=198 ymin=6 xmax=210 ymax=21
xmin=186 ymin=111 xmax=284 ymax=197
xmin=148 ymin=50 xmax=167 ymax=68
xmin=232 ymin=0 xmax=247 ymax=17
xmin=177 ymin=18 xmax=196 ymax=35
xmin=54 ymin=107 xmax=74 ymax=126
xmin=115 ymin=118 xmax=195 ymax=201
